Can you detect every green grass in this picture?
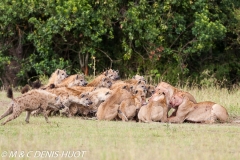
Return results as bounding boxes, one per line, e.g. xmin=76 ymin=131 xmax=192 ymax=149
xmin=0 ymin=88 xmax=240 ymax=160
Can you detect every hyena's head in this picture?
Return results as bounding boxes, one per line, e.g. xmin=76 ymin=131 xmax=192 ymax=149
xmin=99 ymin=77 xmax=113 ymax=88
xmin=69 ymin=74 xmax=88 ymax=87
xmin=135 ymin=80 xmax=146 ymax=90
xmin=49 ymin=95 xmax=65 ymax=109
xmin=104 ymin=69 xmax=120 ymax=80
xmin=56 ymin=69 xmax=68 ymax=84
xmin=132 ymin=74 xmax=145 ymax=81
xmin=97 ymin=90 xmax=112 ymax=102
xmin=146 ymin=84 xmax=156 ymax=98
xmin=133 ymin=88 xmax=147 ymax=103
xmin=79 ymin=93 xmax=93 ymax=107
xmin=59 ymin=96 xmax=72 ymax=108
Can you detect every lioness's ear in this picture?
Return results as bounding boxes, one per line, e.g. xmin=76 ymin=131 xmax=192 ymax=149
xmin=122 ymin=85 xmax=127 ymax=89
xmin=76 ymin=75 xmax=79 ymax=79
xmin=137 ymin=81 xmax=141 ymax=84
xmin=57 ymin=69 xmax=60 ymax=75
xmin=105 ymin=91 xmax=109 ymax=95
xmin=115 ymin=70 xmax=119 ymax=73
xmin=102 ymin=77 xmax=106 ymax=81
xmin=135 ymin=90 xmax=138 ymax=94
xmin=132 ymin=75 xmax=135 ymax=79
xmin=55 ymin=96 xmax=59 ymax=101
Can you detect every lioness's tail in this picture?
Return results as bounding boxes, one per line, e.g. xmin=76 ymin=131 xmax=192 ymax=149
xmin=7 ymin=87 xmax=14 ymax=99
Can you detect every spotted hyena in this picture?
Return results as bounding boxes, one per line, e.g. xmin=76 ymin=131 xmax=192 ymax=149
xmin=0 ymin=88 xmax=64 ymax=125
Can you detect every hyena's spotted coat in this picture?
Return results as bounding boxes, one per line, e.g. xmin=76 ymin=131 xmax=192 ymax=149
xmin=0 ymin=88 xmax=64 ymax=125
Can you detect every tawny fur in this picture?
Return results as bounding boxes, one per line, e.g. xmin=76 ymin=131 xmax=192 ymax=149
xmin=168 ymin=93 xmax=229 ymax=123
xmin=132 ymin=74 xmax=145 ymax=81
xmin=118 ymin=89 xmax=146 ymax=121
xmin=32 ymin=87 xmax=93 ymax=116
xmin=86 ymin=75 xmax=112 ymax=88
xmin=86 ymin=69 xmax=120 ymax=87
xmin=97 ymin=87 xmax=133 ymax=120
xmin=21 ymin=85 xmax=31 ymax=94
xmin=103 ymin=69 xmax=120 ymax=80
xmin=110 ymin=81 xmax=133 ymax=92
xmin=61 ymin=88 xmax=112 ymax=117
xmin=153 ymin=81 xmax=197 ymax=118
xmin=71 ymin=86 xmax=95 ymax=92
xmin=46 ymin=69 xmax=68 ymax=86
xmin=124 ymin=79 xmax=146 ymax=86
xmin=138 ymin=92 xmax=167 ymax=123
xmin=31 ymin=80 xmax=42 ymax=89
xmin=55 ymin=74 xmax=87 ymax=88
xmin=65 ymin=93 xmax=94 ymax=117
xmin=88 ymin=88 xmax=113 ymax=110
xmin=146 ymin=84 xmax=156 ymax=98
xmin=0 ymin=88 xmax=64 ymax=125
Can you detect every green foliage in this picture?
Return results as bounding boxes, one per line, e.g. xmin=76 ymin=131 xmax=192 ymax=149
xmin=0 ymin=0 xmax=239 ymax=86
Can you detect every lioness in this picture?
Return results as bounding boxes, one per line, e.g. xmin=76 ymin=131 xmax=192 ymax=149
xmin=138 ymin=92 xmax=167 ymax=123
xmin=168 ymin=92 xmax=229 ymax=123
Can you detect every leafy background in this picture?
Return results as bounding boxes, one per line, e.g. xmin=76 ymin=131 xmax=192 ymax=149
xmin=0 ymin=0 xmax=239 ymax=88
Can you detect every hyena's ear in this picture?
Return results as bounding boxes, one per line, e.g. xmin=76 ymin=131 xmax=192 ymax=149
xmin=134 ymin=90 xmax=138 ymax=94
xmin=105 ymin=91 xmax=110 ymax=95
xmin=55 ymin=96 xmax=59 ymax=101
xmin=137 ymin=81 xmax=141 ymax=84
xmin=132 ymin=75 xmax=135 ymax=79
xmin=102 ymin=77 xmax=106 ymax=81
xmin=130 ymin=86 xmax=133 ymax=90
xmin=104 ymin=70 xmax=108 ymax=76
xmin=49 ymin=84 xmax=55 ymax=89
xmin=115 ymin=70 xmax=119 ymax=73
xmin=21 ymin=84 xmax=30 ymax=94
xmin=80 ymin=94 xmax=85 ymax=98
xmin=122 ymin=85 xmax=127 ymax=89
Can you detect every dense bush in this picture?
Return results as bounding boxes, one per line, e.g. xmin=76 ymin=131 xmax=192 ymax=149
xmin=0 ymin=0 xmax=239 ymax=87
